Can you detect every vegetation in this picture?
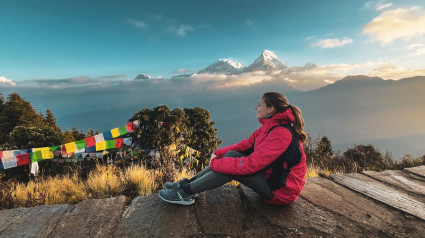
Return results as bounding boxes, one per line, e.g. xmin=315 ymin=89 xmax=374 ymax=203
xmin=1 ymin=92 xmax=425 ymax=209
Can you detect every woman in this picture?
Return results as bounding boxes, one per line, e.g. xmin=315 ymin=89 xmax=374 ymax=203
xmin=159 ymin=92 xmax=307 ymax=205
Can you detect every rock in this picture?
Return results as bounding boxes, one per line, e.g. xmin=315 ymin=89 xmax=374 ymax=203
xmin=49 ymin=196 xmax=129 ymax=238
xmin=115 ymin=194 xmax=202 ymax=237
xmin=0 ymin=204 xmax=72 ymax=238
xmin=195 ymin=185 xmax=244 ymax=236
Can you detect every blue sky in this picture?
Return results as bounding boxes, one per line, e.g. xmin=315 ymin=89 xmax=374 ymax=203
xmin=1 ymin=0 xmax=425 ymax=84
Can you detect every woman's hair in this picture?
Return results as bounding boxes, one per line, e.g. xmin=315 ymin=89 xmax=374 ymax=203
xmin=262 ymin=92 xmax=307 ymax=142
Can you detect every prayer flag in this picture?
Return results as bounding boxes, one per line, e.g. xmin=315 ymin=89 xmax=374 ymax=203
xmin=126 ymin=122 xmax=134 ymax=132
xmin=0 ymin=151 xmax=3 ymax=159
xmin=76 ymin=139 xmax=86 ymax=150
xmin=115 ymin=138 xmax=124 ymax=148
xmin=0 ymin=159 xmax=3 ymax=170
xmin=53 ymin=150 xmax=61 ymax=157
xmin=106 ymin=140 xmax=115 ymax=149
xmin=31 ymin=150 xmax=43 ymax=162
xmin=40 ymin=147 xmax=54 ymax=159
xmin=103 ymin=131 xmax=113 ymax=140
xmin=96 ymin=152 xmax=103 ymax=158
xmin=96 ymin=141 xmax=106 ymax=151
xmin=133 ymin=120 xmax=140 ymax=128
xmin=119 ymin=125 xmax=128 ymax=135
xmin=85 ymin=136 xmax=96 ymax=147
xmin=65 ymin=142 xmax=77 ymax=154
xmin=49 ymin=146 xmax=61 ymax=152
xmin=86 ymin=145 xmax=96 ymax=152
xmin=16 ymin=153 xmax=30 ymax=166
xmin=94 ymin=133 xmax=104 ymax=143
xmin=123 ymin=137 xmax=132 ymax=146
xmin=111 ymin=128 xmax=120 ymax=138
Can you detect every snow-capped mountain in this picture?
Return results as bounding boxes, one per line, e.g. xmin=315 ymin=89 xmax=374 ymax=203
xmin=134 ymin=74 xmax=151 ymax=80
xmin=197 ymin=59 xmax=245 ymax=75
xmin=289 ymin=62 xmax=318 ymax=72
xmin=244 ymin=50 xmax=292 ymax=74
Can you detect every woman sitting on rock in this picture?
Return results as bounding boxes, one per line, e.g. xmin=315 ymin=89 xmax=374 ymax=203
xmin=159 ymin=92 xmax=307 ymax=205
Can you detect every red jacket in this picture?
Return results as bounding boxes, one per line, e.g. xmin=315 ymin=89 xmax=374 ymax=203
xmin=210 ymin=109 xmax=306 ymax=205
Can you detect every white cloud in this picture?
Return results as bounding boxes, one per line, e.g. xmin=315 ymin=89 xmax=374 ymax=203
xmin=0 ymin=76 xmax=16 ymax=86
xmin=363 ymin=7 xmax=425 ymax=44
xmin=172 ymin=68 xmax=190 ymax=74
xmin=312 ymin=37 xmax=353 ymax=48
xmin=376 ymin=3 xmax=393 ymax=11
xmin=168 ymin=24 xmax=194 ymax=36
xmin=368 ymin=61 xmax=425 ymax=79
xmin=126 ymin=19 xmax=149 ymax=29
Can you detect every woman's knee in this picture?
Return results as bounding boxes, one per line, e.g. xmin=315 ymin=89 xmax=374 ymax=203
xmin=223 ymin=150 xmax=245 ymax=158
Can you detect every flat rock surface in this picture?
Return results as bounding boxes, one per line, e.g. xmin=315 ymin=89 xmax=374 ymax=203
xmin=50 ymin=196 xmax=129 ymax=238
xmin=404 ymin=165 xmax=425 ymax=177
xmin=1 ymin=166 xmax=424 ymax=237
xmin=331 ymin=173 xmax=425 ymax=220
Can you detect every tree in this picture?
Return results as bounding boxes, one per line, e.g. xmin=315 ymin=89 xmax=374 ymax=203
xmin=343 ymin=144 xmax=384 ymax=171
xmin=87 ymin=129 xmax=94 ymax=137
xmin=72 ymin=126 xmax=86 ymax=140
xmin=0 ymin=93 xmax=44 ymax=144
xmin=315 ymin=136 xmax=334 ymax=158
xmin=63 ymin=129 xmax=75 ymax=143
xmin=9 ymin=126 xmax=63 ymax=148
xmin=130 ymin=105 xmax=221 ymax=170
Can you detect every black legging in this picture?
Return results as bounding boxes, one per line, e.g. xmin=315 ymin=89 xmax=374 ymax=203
xmin=188 ymin=150 xmax=274 ymax=200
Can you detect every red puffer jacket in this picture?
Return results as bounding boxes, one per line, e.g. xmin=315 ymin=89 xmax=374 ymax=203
xmin=210 ymin=109 xmax=306 ymax=205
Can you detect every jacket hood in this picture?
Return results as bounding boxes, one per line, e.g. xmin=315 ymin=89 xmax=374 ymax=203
xmin=259 ymin=109 xmax=295 ymax=129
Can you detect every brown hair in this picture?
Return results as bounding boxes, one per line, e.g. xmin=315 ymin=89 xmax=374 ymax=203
xmin=262 ymin=92 xmax=307 ymax=142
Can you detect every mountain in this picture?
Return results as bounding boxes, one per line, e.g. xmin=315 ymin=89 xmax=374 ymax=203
xmin=197 ymin=59 xmax=245 ymax=75
xmin=134 ymin=74 xmax=151 ymax=80
xmin=289 ymin=62 xmax=318 ymax=72
xmin=244 ymin=50 xmax=292 ymax=74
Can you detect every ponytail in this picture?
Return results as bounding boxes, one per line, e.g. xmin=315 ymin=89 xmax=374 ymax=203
xmin=263 ymin=92 xmax=307 ymax=142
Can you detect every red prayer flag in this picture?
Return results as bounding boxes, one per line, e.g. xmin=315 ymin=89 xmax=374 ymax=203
xmin=115 ymin=138 xmax=124 ymax=148
xmin=16 ymin=153 xmax=30 ymax=166
xmin=85 ymin=136 xmax=96 ymax=147
xmin=126 ymin=122 xmax=134 ymax=132
xmin=0 ymin=151 xmax=3 ymax=159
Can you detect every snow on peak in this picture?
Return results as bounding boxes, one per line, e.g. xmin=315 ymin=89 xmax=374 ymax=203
xmin=197 ymin=59 xmax=245 ymax=75
xmin=134 ymin=74 xmax=151 ymax=80
xmin=245 ymin=50 xmax=291 ymax=73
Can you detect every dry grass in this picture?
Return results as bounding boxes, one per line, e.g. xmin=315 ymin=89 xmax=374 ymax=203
xmin=123 ymin=163 xmax=157 ymax=195
xmin=85 ymin=165 xmax=122 ymax=198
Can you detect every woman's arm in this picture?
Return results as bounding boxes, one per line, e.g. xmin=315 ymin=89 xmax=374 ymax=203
xmin=211 ymin=127 xmax=291 ymax=175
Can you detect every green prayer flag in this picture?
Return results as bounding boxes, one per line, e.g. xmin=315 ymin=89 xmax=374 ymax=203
xmin=119 ymin=125 xmax=128 ymax=135
xmin=106 ymin=140 xmax=115 ymax=149
xmin=49 ymin=145 xmax=61 ymax=152
xmin=76 ymin=139 xmax=86 ymax=150
xmin=30 ymin=151 xmax=43 ymax=162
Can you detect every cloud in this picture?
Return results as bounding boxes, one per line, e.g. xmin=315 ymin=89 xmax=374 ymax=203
xmin=172 ymin=68 xmax=190 ymax=74
xmin=376 ymin=3 xmax=393 ymax=11
xmin=25 ymin=75 xmax=126 ymax=88
xmin=368 ymin=61 xmax=425 ymax=79
xmin=311 ymin=37 xmax=353 ymax=48
xmin=363 ymin=7 xmax=425 ymax=44
xmin=167 ymin=24 xmax=194 ymax=36
xmin=126 ymin=19 xmax=149 ymax=29
xmin=0 ymin=76 xmax=16 ymax=86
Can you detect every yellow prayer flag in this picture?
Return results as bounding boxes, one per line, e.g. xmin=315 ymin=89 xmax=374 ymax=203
xmin=65 ymin=142 xmax=77 ymax=153
xmin=111 ymin=128 xmax=120 ymax=138
xmin=96 ymin=141 xmax=107 ymax=151
xmin=41 ymin=147 xmax=54 ymax=159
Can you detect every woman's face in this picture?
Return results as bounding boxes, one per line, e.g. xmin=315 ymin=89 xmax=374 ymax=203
xmin=255 ymin=97 xmax=275 ymax=119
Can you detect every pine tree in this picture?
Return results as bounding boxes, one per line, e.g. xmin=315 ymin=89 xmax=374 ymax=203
xmin=87 ymin=128 xmax=94 ymax=137
xmin=63 ymin=129 xmax=75 ymax=143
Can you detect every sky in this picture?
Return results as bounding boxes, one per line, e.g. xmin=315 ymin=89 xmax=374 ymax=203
xmin=1 ymin=0 xmax=425 ymax=86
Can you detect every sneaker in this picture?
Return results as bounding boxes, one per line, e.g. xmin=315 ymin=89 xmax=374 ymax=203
xmin=164 ymin=178 xmax=189 ymax=190
xmin=158 ymin=183 xmax=195 ymax=205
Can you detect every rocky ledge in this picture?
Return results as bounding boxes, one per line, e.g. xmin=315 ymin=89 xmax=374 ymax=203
xmin=1 ymin=165 xmax=425 ymax=237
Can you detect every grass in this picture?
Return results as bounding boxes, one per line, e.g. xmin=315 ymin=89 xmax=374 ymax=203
xmin=0 ymin=163 xmax=346 ymax=208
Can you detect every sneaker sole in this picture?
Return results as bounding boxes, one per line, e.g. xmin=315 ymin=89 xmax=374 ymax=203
xmin=158 ymin=193 xmax=195 ymax=206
